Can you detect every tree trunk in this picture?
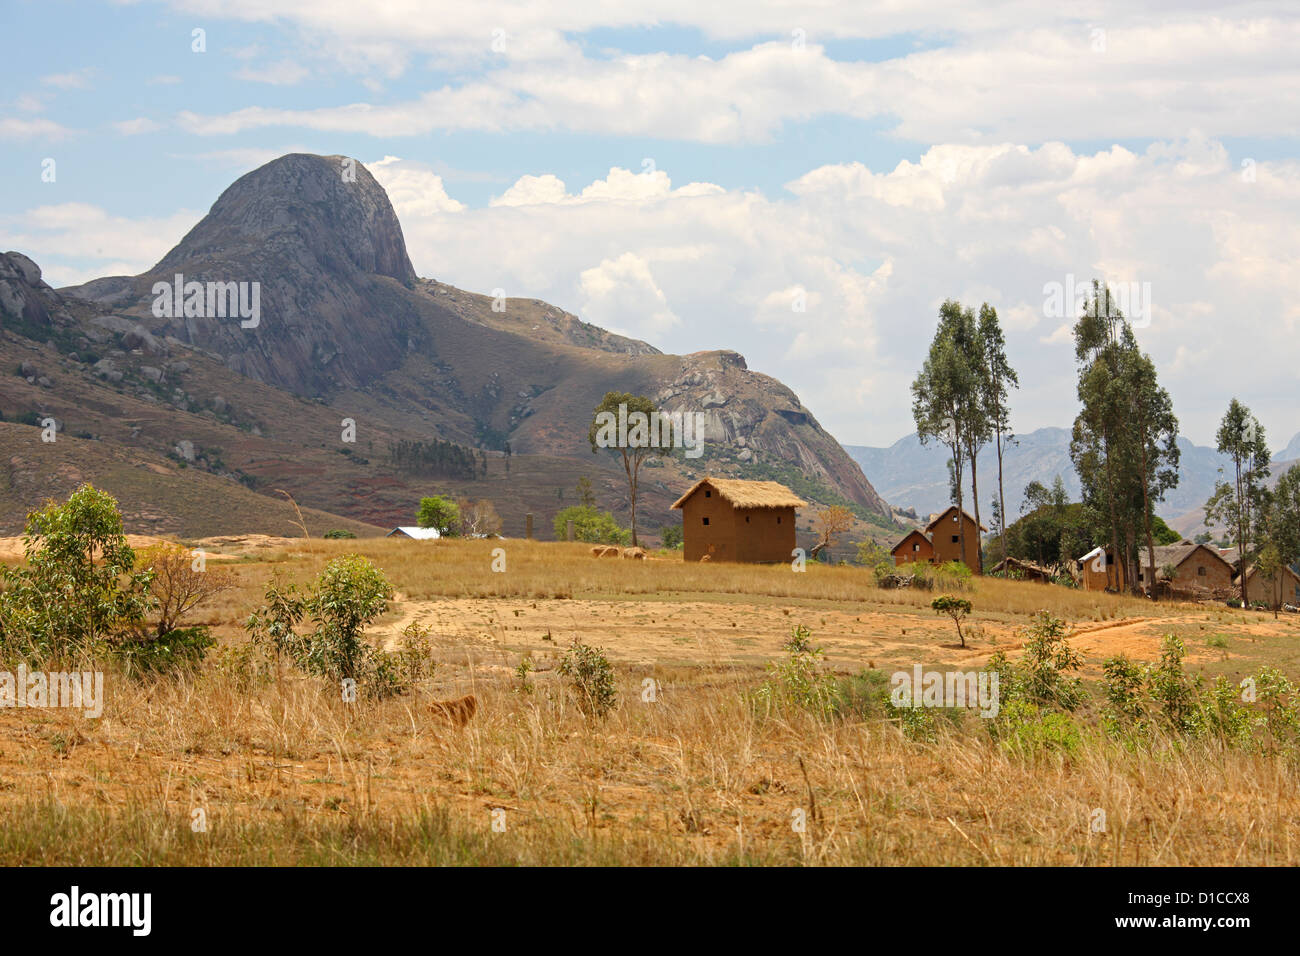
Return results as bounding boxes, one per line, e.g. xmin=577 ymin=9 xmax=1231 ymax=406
xmin=996 ymin=428 xmax=1008 ymax=568
xmin=969 ymin=445 xmax=983 ymax=573
xmin=1138 ymin=423 xmax=1158 ymax=601
xmin=1235 ymin=457 xmax=1248 ymax=607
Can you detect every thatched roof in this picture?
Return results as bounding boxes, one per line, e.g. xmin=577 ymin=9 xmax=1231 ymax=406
xmin=1150 ymin=541 xmax=1233 ymax=579
xmin=671 ymin=477 xmax=807 ymax=510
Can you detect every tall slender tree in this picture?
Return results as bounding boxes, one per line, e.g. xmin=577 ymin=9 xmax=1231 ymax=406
xmin=1118 ymin=331 xmax=1181 ymax=599
xmin=977 ymin=304 xmax=1019 ymax=568
xmin=912 ymin=301 xmax=980 ymax=568
xmin=1069 ymin=282 xmax=1178 ymax=596
xmin=1207 ymin=399 xmax=1271 ymax=606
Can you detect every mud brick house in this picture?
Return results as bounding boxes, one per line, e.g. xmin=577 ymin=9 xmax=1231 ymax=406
xmin=1079 ymin=546 xmax=1123 ymax=591
xmin=888 ymin=506 xmax=986 ymax=573
xmin=925 ymin=506 xmax=986 ymax=571
xmin=1137 ymin=541 xmax=1235 ymax=594
xmin=672 ymin=477 xmax=806 ymax=563
xmin=891 ymin=529 xmax=935 ymax=567
xmin=990 ymin=556 xmax=1053 ymax=583
xmin=1238 ymin=563 xmax=1300 ymax=608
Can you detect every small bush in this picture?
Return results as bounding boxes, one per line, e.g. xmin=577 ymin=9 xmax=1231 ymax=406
xmin=323 ymin=529 xmax=357 ymax=539
xmin=757 ymin=625 xmax=840 ymax=717
xmin=113 ymin=626 xmax=216 ymax=678
xmin=558 ymin=639 xmax=617 ymax=718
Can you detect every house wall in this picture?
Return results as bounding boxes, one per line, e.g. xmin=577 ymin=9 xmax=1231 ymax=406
xmin=734 ymin=506 xmax=797 ymax=563
xmin=680 ymin=489 xmax=737 ymax=562
xmin=1170 ymin=549 xmax=1234 ymax=591
xmin=1245 ymin=567 xmax=1300 ymax=606
xmin=929 ymin=509 xmax=982 ymax=572
xmin=893 ymin=532 xmax=934 ymax=566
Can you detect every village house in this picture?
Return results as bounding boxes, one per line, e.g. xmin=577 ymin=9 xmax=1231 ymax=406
xmin=990 ymin=556 xmax=1053 ymax=583
xmin=887 ymin=506 xmax=986 ymax=573
xmin=385 ymin=526 xmax=441 ymax=540
xmin=891 ymin=529 xmax=935 ymax=567
xmin=671 ymin=477 xmax=805 ymax=563
xmin=925 ymin=506 xmax=986 ymax=571
xmin=1237 ymin=563 xmax=1300 ymax=608
xmin=1137 ymin=541 xmax=1235 ymax=594
xmin=1078 ymin=546 xmax=1123 ymax=591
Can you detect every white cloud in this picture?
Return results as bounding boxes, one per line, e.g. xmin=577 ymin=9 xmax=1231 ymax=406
xmin=0 ymin=117 xmax=73 ymax=140
xmin=40 ymin=69 xmax=94 ymax=90
xmin=2 ymin=203 xmax=203 ymax=282
xmin=577 ymin=252 xmax=681 ymax=338
xmin=367 ymin=156 xmax=465 ymax=214
xmin=112 ymin=117 xmax=163 ymax=135
xmin=234 ymin=59 xmax=310 ymax=85
xmin=167 ymin=12 xmax=1300 ymax=144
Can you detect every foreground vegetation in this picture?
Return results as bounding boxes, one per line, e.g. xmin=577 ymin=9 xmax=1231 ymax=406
xmin=1 ymin=485 xmax=1298 ymax=865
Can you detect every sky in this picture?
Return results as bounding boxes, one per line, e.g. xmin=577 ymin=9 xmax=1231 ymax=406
xmin=2 ymin=0 xmax=1298 ymax=451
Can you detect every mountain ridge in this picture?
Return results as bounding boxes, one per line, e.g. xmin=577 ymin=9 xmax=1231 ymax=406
xmin=4 ymin=153 xmax=892 ymax=538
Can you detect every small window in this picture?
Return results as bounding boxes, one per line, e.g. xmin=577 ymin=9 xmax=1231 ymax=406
xmin=702 ymin=516 xmax=710 ymax=526
xmin=912 ymin=543 xmax=920 ymax=552
xmin=952 ymin=535 xmax=959 ymax=544
xmin=777 ymin=516 xmax=782 ymax=524
xmin=745 ymin=515 xmax=750 ymax=523
xmin=1198 ymin=566 xmax=1207 ymax=576
xmin=952 ymin=514 xmax=958 ymax=522
xmin=704 ymin=490 xmax=711 ymax=497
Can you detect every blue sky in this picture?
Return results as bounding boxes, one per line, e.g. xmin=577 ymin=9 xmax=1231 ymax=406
xmin=3 ymin=0 xmax=1299 ymax=450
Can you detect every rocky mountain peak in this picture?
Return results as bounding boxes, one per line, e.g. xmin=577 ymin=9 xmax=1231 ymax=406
xmin=156 ymin=153 xmax=416 ymax=287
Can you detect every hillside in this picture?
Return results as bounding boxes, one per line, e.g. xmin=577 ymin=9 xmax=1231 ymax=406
xmin=2 ymin=154 xmax=891 ymax=538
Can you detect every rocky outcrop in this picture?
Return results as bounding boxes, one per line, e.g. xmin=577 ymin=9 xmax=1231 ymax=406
xmin=65 ymin=154 xmax=422 ymax=396
xmin=0 ymin=252 xmax=54 ymax=326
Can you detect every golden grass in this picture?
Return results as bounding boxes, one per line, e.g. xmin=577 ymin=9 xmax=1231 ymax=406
xmin=2 ymin=538 xmax=1296 ymax=865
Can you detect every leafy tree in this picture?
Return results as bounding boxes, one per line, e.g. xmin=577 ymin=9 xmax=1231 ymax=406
xmin=1070 ymin=281 xmax=1179 ymax=596
xmin=1005 ymin=476 xmax=1091 ymax=573
xmin=855 ymin=539 xmax=891 ymax=568
xmin=931 ymin=595 xmax=973 ymax=648
xmin=0 ymin=484 xmax=152 ymax=662
xmin=589 ymin=391 xmax=660 ymax=547
xmin=553 ymin=505 xmax=630 ymax=544
xmin=659 ymin=523 xmax=683 ymax=550
xmin=978 ymin=304 xmax=1019 ymax=565
xmin=416 ymin=495 xmax=461 ymax=536
xmin=1253 ymin=464 xmax=1300 ymax=616
xmin=809 ymin=505 xmax=853 ymax=559
xmin=912 ymin=301 xmax=980 ymax=568
xmin=246 ymin=555 xmax=397 ymax=692
xmin=1206 ymin=399 xmax=1271 ymax=606
xmin=576 ymin=475 xmax=597 ymax=509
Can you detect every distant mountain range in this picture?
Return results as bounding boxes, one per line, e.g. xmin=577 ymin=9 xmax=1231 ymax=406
xmin=846 ymin=428 xmax=1300 ymax=537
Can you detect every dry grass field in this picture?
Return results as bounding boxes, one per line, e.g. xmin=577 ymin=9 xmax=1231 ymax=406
xmin=3 ymin=536 xmax=1299 ymax=866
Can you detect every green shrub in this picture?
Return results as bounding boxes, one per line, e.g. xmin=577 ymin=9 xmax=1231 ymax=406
xmin=323 ymin=529 xmax=356 ymax=539
xmin=757 ymin=625 xmax=840 ymax=717
xmin=0 ymin=484 xmax=152 ymax=664
xmin=558 ymin=638 xmax=617 ymax=718
xmin=1018 ymin=611 xmax=1084 ymax=711
xmin=246 ymin=554 xmax=404 ymax=698
xmin=553 ymin=505 xmax=630 ymax=544
xmin=113 ymin=626 xmax=216 ymax=677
